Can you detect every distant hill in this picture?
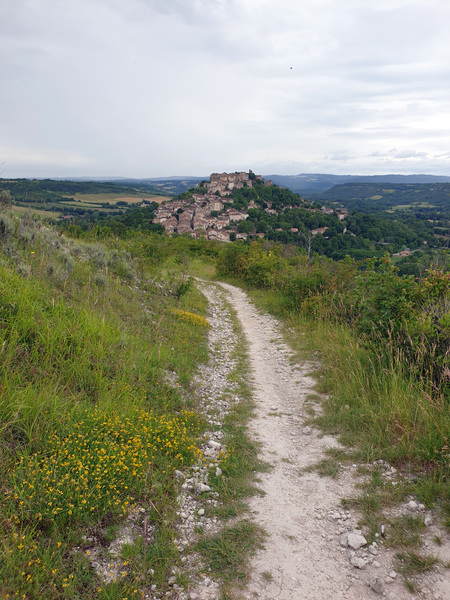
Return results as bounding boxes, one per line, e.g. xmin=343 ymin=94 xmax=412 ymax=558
xmin=316 ymin=182 xmax=450 ymax=213
xmin=44 ymin=173 xmax=450 ymax=196
xmin=50 ymin=176 xmax=205 ymax=197
xmin=264 ymin=173 xmax=450 ymax=194
xmin=138 ymin=177 xmax=205 ymax=196
xmin=314 ymin=182 xmax=450 ymax=246
xmin=115 ymin=173 xmax=450 ymax=196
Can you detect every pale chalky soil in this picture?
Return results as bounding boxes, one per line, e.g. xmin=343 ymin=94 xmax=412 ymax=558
xmin=216 ymin=281 xmax=449 ymax=600
xmin=75 ymin=280 xmax=448 ymax=600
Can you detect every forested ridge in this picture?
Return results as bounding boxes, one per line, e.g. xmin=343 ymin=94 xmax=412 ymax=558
xmin=146 ymin=176 xmax=446 ymax=266
xmin=2 ymin=177 xmax=448 ymax=267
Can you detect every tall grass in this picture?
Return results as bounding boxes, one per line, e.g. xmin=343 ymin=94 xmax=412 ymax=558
xmin=0 ymin=212 xmax=214 ymax=598
xmin=288 ymin=316 xmax=448 ymax=468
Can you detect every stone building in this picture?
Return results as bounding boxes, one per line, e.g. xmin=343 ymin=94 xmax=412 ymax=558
xmin=163 ymin=217 xmax=178 ymax=235
xmin=209 ymin=198 xmax=224 ymax=212
xmin=207 ymin=172 xmax=253 ymax=196
xmin=227 ymin=209 xmax=249 ymax=223
xmin=208 ymin=230 xmax=231 ymax=242
xmin=311 ymin=227 xmax=329 ymax=236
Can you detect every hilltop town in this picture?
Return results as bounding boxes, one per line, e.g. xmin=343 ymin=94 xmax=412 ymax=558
xmin=153 ymin=171 xmax=349 ymax=242
xmin=153 ymin=171 xmax=273 ymax=241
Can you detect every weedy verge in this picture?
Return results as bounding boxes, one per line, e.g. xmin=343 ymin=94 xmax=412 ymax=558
xmin=188 ymin=288 xmax=268 ymax=600
xmin=0 ymin=212 xmax=215 ymax=599
xmin=243 ymin=285 xmax=449 ymax=588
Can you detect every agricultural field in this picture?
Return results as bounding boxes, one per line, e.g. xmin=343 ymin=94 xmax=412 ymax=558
xmin=11 ymin=204 xmax=61 ymax=219
xmin=62 ymin=193 xmax=168 ymax=205
xmin=0 ymin=179 xmax=171 ymax=218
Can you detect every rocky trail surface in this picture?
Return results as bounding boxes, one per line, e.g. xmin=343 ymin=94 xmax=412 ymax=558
xmin=181 ymin=281 xmax=449 ymax=600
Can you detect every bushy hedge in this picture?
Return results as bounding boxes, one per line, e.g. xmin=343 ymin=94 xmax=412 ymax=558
xmin=218 ymin=241 xmax=450 ymax=392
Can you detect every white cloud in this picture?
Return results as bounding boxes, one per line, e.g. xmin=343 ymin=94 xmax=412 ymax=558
xmin=1 ymin=0 xmax=450 ymax=177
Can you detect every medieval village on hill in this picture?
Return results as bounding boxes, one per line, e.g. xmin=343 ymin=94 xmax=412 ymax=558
xmin=152 ymin=171 xmax=348 ymax=242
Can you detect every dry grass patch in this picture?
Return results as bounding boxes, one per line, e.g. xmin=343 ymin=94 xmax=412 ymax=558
xmin=11 ymin=205 xmax=60 ymax=218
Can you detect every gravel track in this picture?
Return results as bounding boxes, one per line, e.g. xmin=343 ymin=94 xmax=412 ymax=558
xmin=213 ymin=281 xmax=449 ymax=600
xmin=70 ymin=280 xmax=449 ymax=600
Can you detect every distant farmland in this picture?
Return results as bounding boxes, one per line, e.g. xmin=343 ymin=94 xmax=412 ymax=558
xmin=64 ymin=193 xmax=168 ymax=205
xmin=12 ymin=205 xmax=61 ymax=218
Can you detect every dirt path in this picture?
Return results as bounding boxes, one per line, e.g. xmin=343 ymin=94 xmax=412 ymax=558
xmin=213 ymin=281 xmax=448 ymax=600
xmin=85 ymin=280 xmax=447 ymax=600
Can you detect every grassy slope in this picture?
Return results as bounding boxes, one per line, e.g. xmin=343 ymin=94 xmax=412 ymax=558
xmin=0 ymin=212 xmax=213 ymax=599
xmin=2 ymin=210 xmax=448 ymax=595
xmin=12 ymin=205 xmax=61 ymax=218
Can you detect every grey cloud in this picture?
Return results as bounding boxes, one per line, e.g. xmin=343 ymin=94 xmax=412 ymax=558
xmin=325 ymin=152 xmax=356 ymax=162
xmin=124 ymin=0 xmax=239 ymax=26
xmin=333 ymin=4 xmax=441 ymax=62
xmin=368 ymin=149 xmax=429 ymax=160
xmin=392 ymin=150 xmax=429 ymax=159
xmin=2 ymin=0 xmax=450 ymax=177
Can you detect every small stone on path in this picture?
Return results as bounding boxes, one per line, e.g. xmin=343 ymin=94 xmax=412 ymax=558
xmin=350 ymin=556 xmax=366 ymax=569
xmin=346 ymin=533 xmax=367 ymax=550
xmin=369 ymin=577 xmax=385 ymax=594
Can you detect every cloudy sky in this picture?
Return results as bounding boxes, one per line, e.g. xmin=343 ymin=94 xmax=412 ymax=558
xmin=1 ymin=0 xmax=450 ymax=178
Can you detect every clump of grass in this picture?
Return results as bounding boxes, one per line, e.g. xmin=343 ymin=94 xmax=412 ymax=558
xmin=403 ymin=578 xmax=418 ymax=593
xmin=304 ymin=458 xmax=340 ymax=479
xmin=303 ymin=448 xmax=351 ymax=479
xmin=195 ymin=520 xmax=265 ymax=587
xmin=93 ymin=271 xmax=108 ymax=287
xmin=386 ymin=515 xmax=425 ymax=549
xmin=0 ymin=212 xmax=15 ymax=238
xmin=342 ymin=490 xmax=382 ymax=515
xmin=395 ymin=551 xmax=439 ymax=575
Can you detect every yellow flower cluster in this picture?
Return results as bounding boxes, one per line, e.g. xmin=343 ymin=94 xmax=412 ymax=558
xmin=171 ymin=309 xmax=210 ymax=328
xmin=10 ymin=407 xmax=202 ymax=527
xmin=1 ymin=527 xmax=145 ymax=598
xmin=1 ymin=530 xmax=76 ymax=598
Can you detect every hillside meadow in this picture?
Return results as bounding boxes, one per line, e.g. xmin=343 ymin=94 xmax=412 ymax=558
xmin=0 ymin=211 xmax=218 ymax=598
xmin=0 ymin=208 xmax=448 ymax=598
